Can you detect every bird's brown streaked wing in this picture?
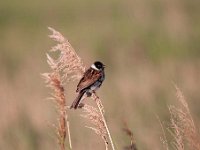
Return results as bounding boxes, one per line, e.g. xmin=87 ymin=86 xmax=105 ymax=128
xmin=76 ymin=69 xmax=101 ymax=92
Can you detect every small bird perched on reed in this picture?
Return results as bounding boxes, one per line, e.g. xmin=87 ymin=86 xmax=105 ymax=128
xmin=70 ymin=61 xmax=105 ymax=109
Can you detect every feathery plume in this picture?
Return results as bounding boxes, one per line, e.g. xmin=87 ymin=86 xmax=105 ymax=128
xmin=48 ymin=27 xmax=85 ymax=82
xmin=42 ymin=70 xmax=69 ymax=150
xmin=42 ymin=27 xmax=78 ymax=150
xmin=81 ymin=104 xmax=108 ymax=150
xmin=168 ymin=85 xmax=200 ymax=150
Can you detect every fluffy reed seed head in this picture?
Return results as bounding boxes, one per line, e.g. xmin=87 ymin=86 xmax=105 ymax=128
xmin=43 ymin=27 xmax=84 ymax=150
xmin=168 ymin=85 xmax=200 ymax=150
xmin=169 ymin=106 xmax=184 ymax=150
xmin=42 ymin=71 xmax=67 ymax=148
xmin=48 ymin=27 xmax=85 ymax=82
xmin=42 ymin=72 xmax=64 ymax=102
xmin=81 ymin=104 xmax=108 ymax=146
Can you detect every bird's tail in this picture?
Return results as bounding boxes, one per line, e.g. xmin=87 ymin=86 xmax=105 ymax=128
xmin=70 ymin=91 xmax=85 ymax=109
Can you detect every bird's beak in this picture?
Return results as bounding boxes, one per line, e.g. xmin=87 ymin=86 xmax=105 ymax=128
xmin=103 ymin=64 xmax=106 ymax=68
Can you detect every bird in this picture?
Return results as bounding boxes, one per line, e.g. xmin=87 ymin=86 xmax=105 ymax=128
xmin=70 ymin=61 xmax=105 ymax=109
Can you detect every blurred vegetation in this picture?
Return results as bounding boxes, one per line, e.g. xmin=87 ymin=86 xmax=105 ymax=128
xmin=1 ymin=0 xmax=200 ymax=149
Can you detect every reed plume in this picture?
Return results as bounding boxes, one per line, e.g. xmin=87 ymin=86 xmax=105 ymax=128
xmin=48 ymin=27 xmax=85 ymax=82
xmin=168 ymin=85 xmax=200 ymax=150
xmin=42 ymin=27 xmax=84 ymax=150
xmin=42 ymin=71 xmax=70 ymax=150
xmin=160 ymin=85 xmax=200 ymax=150
xmin=81 ymin=104 xmax=109 ymax=150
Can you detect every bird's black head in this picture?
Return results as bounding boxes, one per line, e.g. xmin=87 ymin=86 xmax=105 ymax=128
xmin=92 ymin=61 xmax=105 ymax=70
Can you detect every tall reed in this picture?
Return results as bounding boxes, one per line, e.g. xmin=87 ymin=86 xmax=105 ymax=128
xmin=168 ymin=85 xmax=200 ymax=150
xmin=160 ymin=85 xmax=200 ymax=150
xmin=43 ymin=27 xmax=115 ymax=150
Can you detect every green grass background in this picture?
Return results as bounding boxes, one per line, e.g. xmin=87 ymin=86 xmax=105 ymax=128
xmin=1 ymin=0 xmax=200 ymax=149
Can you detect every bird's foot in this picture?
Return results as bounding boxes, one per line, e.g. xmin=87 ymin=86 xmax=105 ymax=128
xmin=77 ymin=103 xmax=85 ymax=108
xmin=86 ymin=91 xmax=92 ymax=97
